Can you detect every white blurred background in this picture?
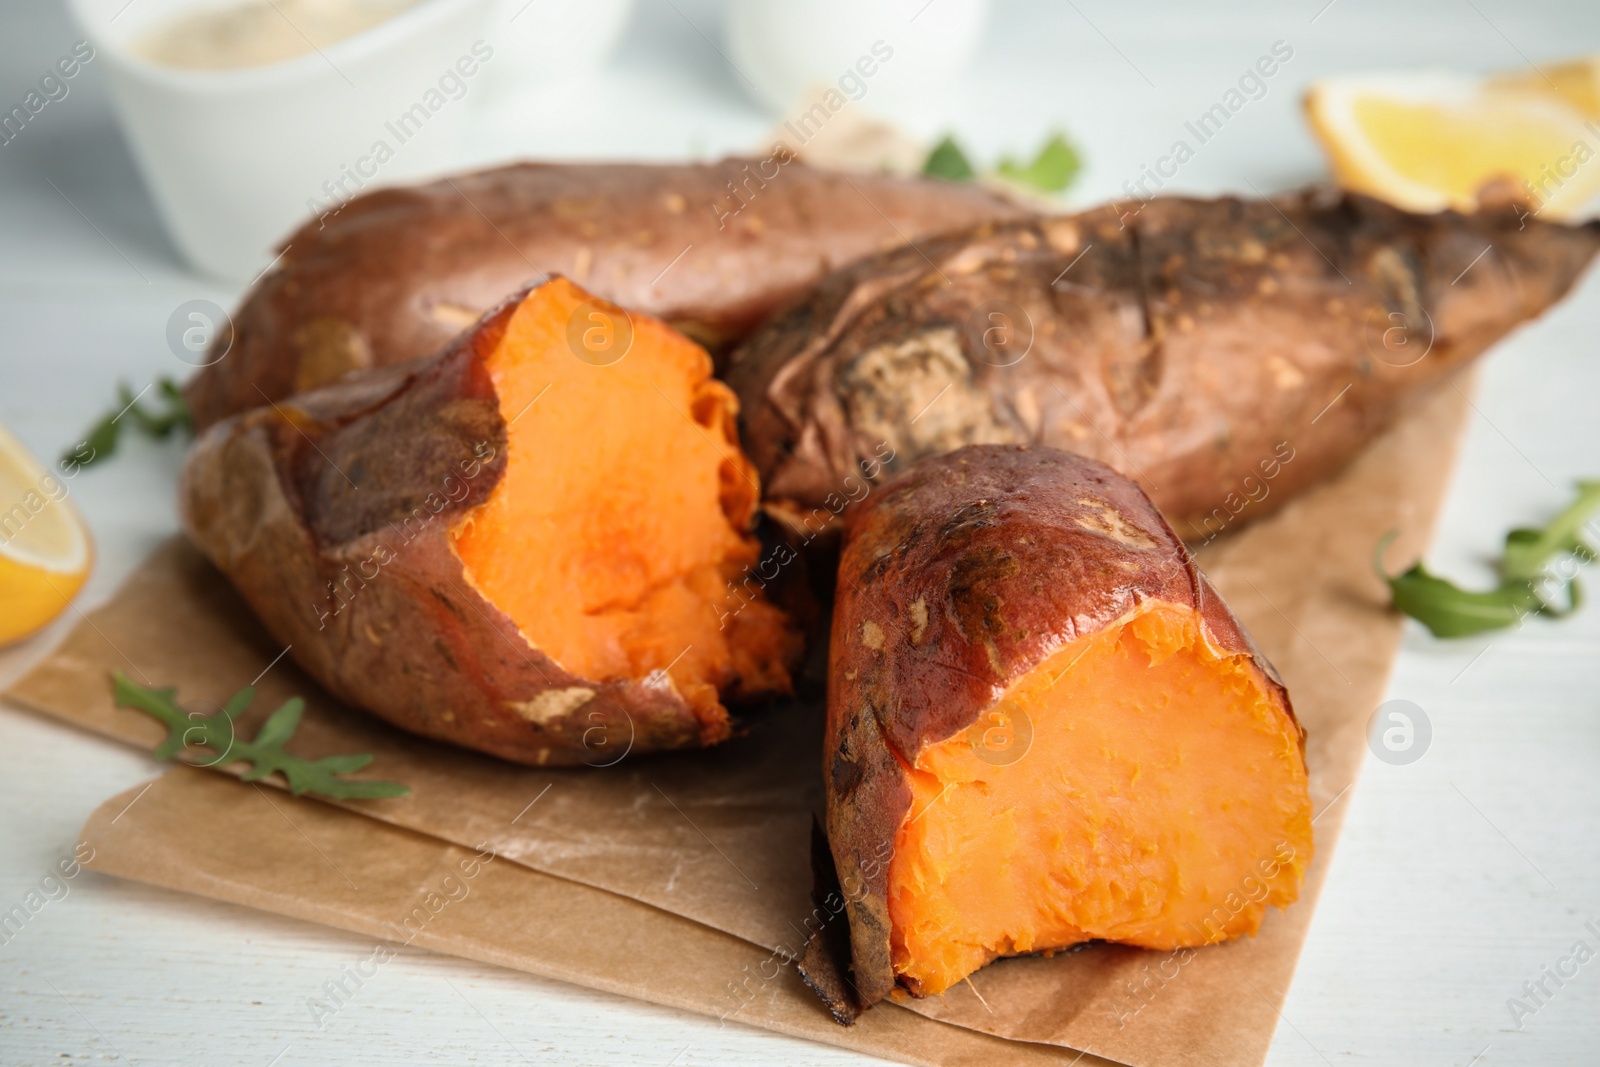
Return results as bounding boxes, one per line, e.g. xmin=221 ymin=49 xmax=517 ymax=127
xmin=1 ymin=2 xmax=1598 ymax=1065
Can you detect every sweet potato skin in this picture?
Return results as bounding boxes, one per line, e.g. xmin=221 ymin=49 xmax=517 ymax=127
xmin=813 ymin=444 xmax=1299 ymax=1014
xmin=180 ymin=288 xmax=760 ymax=767
xmin=729 ymin=191 xmax=1600 ymax=542
xmin=185 ymin=158 xmax=1027 ymax=431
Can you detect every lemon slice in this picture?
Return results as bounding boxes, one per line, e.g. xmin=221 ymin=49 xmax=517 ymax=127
xmin=1491 ymin=54 xmax=1600 ymax=119
xmin=0 ymin=422 xmax=92 ymax=645
xmin=1305 ymin=70 xmax=1600 ymax=218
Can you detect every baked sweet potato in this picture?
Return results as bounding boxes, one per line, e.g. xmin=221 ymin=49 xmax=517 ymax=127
xmin=185 ymin=158 xmax=1027 ymax=431
xmin=729 ymin=190 xmax=1600 ymax=543
xmin=804 ymin=444 xmax=1311 ymax=1019
xmin=181 ymin=276 xmax=801 ymax=766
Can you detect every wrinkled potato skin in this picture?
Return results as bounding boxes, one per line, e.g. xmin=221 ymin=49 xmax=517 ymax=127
xmin=730 ymin=191 xmax=1600 ymax=542
xmin=814 ymin=445 xmax=1299 ymax=1012
xmin=181 ymin=291 xmax=751 ymax=767
xmin=186 ymin=158 xmax=1026 ymax=430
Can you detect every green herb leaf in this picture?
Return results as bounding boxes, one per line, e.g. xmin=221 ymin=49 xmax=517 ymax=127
xmin=220 ymin=686 xmax=254 ymax=719
xmin=1375 ymin=481 xmax=1600 ymax=638
xmin=61 ymin=377 xmax=194 ymax=469
xmin=923 ymin=135 xmax=977 ymax=182
xmin=1377 ymin=555 xmax=1543 ymax=638
xmin=113 ymin=673 xmax=409 ymax=800
xmin=996 ymin=132 xmax=1082 ymax=194
xmin=1502 ymin=480 xmax=1600 ymax=581
xmin=66 ymin=411 xmax=121 ymax=469
xmin=253 ymin=697 xmax=305 ymax=749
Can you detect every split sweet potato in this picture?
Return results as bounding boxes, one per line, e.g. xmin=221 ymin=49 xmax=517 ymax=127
xmin=729 ymin=190 xmax=1600 ymax=543
xmin=805 ymin=444 xmax=1311 ymax=1018
xmin=181 ymin=276 xmax=801 ymax=766
xmin=185 ymin=158 xmax=1027 ymax=431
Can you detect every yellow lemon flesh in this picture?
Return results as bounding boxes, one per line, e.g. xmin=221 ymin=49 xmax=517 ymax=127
xmin=1491 ymin=54 xmax=1600 ymax=120
xmin=1305 ymin=70 xmax=1600 ymax=219
xmin=0 ymin=422 xmax=92 ymax=645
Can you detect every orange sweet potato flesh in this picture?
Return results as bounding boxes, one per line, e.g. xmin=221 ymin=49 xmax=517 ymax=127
xmin=890 ymin=601 xmax=1310 ymax=996
xmin=805 ymin=444 xmax=1310 ymax=1019
xmin=453 ymin=278 xmax=794 ymax=723
xmin=181 ymin=276 xmax=799 ymax=766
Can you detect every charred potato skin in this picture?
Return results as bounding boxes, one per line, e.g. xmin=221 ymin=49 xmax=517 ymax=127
xmin=186 ymin=158 xmax=1027 ymax=430
xmin=819 ymin=444 xmax=1298 ymax=1010
xmin=181 ymin=291 xmax=724 ymax=767
xmin=730 ymin=191 xmax=1600 ymax=542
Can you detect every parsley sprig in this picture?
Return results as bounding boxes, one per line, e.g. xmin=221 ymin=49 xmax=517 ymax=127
xmin=114 ymin=672 xmax=409 ymax=799
xmin=1377 ymin=481 xmax=1600 ymax=638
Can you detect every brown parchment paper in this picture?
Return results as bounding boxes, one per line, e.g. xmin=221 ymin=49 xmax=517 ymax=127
xmin=7 ymin=376 xmax=1476 ymax=1067
xmin=80 ymin=767 xmax=1104 ymax=1067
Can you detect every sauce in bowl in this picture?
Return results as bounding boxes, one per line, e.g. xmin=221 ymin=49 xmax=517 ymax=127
xmin=134 ymin=0 xmax=423 ymax=70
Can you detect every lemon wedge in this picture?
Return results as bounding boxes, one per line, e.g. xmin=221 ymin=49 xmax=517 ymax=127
xmin=1490 ymin=54 xmax=1600 ymax=120
xmin=0 ymin=422 xmax=92 ymax=645
xmin=1305 ymin=70 xmax=1600 ymax=218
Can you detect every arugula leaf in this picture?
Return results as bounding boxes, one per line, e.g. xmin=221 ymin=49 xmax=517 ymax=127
xmin=997 ymin=132 xmax=1082 ymax=193
xmin=1375 ymin=482 xmax=1600 ymax=638
xmin=62 ymin=377 xmax=193 ymax=469
xmin=923 ymin=131 xmax=1084 ymax=196
xmin=923 ymin=135 xmax=977 ymax=182
xmin=1502 ymin=480 xmax=1600 ymax=581
xmin=113 ymin=673 xmax=409 ymax=800
xmin=1377 ymin=553 xmax=1544 ymax=638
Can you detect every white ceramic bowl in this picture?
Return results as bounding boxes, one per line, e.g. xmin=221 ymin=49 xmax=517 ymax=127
xmin=484 ymin=0 xmax=634 ymax=94
xmin=724 ymin=0 xmax=992 ymax=115
xmin=68 ymin=0 xmax=495 ymax=279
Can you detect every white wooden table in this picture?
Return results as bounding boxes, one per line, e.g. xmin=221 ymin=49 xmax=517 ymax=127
xmin=2 ymin=1 xmax=1597 ymax=1063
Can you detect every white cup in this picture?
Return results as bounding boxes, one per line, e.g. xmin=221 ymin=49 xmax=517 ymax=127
xmin=724 ymin=0 xmax=992 ymax=115
xmin=67 ymin=0 xmax=496 ymax=279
